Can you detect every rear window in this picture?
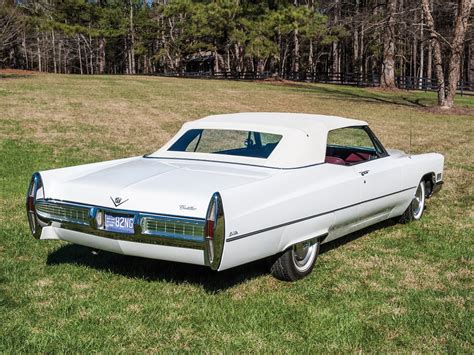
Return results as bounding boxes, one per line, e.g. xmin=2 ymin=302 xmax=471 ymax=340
xmin=168 ymin=129 xmax=282 ymax=159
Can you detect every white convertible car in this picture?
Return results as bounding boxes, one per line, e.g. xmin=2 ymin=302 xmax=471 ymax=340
xmin=27 ymin=113 xmax=444 ymax=281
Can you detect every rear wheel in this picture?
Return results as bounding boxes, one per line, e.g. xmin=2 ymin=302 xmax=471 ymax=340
xmin=270 ymin=239 xmax=320 ymax=281
xmin=399 ymin=181 xmax=426 ymax=223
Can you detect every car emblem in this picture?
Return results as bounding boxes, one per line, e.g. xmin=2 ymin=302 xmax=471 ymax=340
xmin=110 ymin=196 xmax=128 ymax=207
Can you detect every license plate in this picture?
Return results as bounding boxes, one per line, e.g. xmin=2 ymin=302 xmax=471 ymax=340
xmin=104 ymin=213 xmax=134 ymax=234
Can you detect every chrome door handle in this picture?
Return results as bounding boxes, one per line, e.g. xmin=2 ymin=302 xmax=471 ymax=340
xmin=359 ymin=170 xmax=369 ymax=176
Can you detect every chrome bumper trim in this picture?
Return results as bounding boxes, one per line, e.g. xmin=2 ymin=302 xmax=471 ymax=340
xmin=34 ymin=199 xmax=206 ymax=250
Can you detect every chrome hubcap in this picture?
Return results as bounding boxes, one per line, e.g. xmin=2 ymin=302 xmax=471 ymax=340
xmin=292 ymin=241 xmax=318 ymax=272
xmin=412 ymin=183 xmax=424 ymax=219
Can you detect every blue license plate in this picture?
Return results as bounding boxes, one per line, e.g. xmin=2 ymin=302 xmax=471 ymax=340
xmin=104 ymin=213 xmax=134 ymax=234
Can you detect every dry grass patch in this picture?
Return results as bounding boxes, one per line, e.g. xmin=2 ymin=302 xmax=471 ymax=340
xmin=34 ymin=278 xmax=53 ymax=288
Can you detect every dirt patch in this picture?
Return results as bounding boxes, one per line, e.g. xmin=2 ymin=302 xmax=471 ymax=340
xmin=257 ymin=78 xmax=309 ymax=89
xmin=0 ymin=68 xmax=38 ymax=75
xmin=421 ymin=105 xmax=474 ymax=116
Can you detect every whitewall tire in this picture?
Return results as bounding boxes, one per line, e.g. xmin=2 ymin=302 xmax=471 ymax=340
xmin=270 ymin=239 xmax=320 ymax=281
xmin=399 ymin=181 xmax=426 ymax=223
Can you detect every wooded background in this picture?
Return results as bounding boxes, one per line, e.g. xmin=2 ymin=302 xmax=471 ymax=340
xmin=0 ymin=0 xmax=472 ymax=107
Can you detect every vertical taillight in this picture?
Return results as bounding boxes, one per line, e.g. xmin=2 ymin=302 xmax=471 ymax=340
xmin=204 ymin=193 xmax=225 ymax=270
xmin=26 ymin=172 xmax=44 ymax=239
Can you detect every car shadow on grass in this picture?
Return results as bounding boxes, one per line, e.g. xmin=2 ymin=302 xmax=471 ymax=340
xmin=46 ymin=218 xmax=398 ymax=293
xmin=46 ymin=244 xmax=271 ymax=294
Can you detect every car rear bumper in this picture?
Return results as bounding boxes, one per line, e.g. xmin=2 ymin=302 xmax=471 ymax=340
xmin=40 ymin=225 xmax=206 ymax=265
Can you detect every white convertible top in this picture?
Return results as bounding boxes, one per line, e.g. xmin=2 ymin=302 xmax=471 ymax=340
xmin=194 ymin=112 xmax=366 ymax=132
xmin=153 ymin=112 xmax=367 ymax=168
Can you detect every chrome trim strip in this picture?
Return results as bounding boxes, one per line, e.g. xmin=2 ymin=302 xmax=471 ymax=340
xmin=141 ymin=216 xmax=205 ymax=242
xmin=227 ymin=186 xmax=417 ymax=242
xmin=36 ymin=201 xmax=90 ymax=226
xmin=58 ymin=222 xmax=205 ymax=250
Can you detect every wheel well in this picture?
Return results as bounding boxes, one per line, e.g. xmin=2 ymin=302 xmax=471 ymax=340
xmin=421 ymin=172 xmax=435 ymax=197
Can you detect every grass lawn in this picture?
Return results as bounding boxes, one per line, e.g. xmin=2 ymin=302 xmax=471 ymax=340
xmin=0 ymin=73 xmax=473 ymax=352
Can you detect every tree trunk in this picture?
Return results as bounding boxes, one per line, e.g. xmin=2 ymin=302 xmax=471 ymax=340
xmin=426 ymin=0 xmax=433 ymax=86
xmin=234 ymin=42 xmax=243 ymax=73
xmin=77 ymin=35 xmax=83 ymax=75
xmin=214 ymin=50 xmax=219 ymax=73
xmin=58 ymin=40 xmax=62 ymax=73
xmin=422 ymin=0 xmax=471 ymax=108
xmin=36 ymin=31 xmax=42 ymax=72
xmin=427 ymin=40 xmax=432 ymax=85
xmin=129 ymin=0 xmax=136 ymax=75
xmin=419 ymin=9 xmax=424 ymax=89
xmin=51 ymin=30 xmax=57 ymax=73
xmin=353 ymin=0 xmax=360 ymax=75
xmin=98 ymin=37 xmax=106 ymax=74
xmin=293 ymin=27 xmax=299 ymax=73
xmin=444 ymin=0 xmax=472 ymax=108
xmin=89 ymin=29 xmax=94 ymax=74
xmin=422 ymin=0 xmax=446 ymax=106
xmin=22 ymin=30 xmax=28 ymax=69
xmin=64 ymin=47 xmax=68 ymax=74
xmin=292 ymin=0 xmax=300 ymax=74
xmin=331 ymin=41 xmax=339 ymax=75
xmin=360 ymin=24 xmax=364 ymax=77
xmin=278 ymin=30 xmax=283 ymax=76
xmin=331 ymin=0 xmax=341 ymax=76
xmin=308 ymin=0 xmax=314 ymax=74
xmin=353 ymin=26 xmax=359 ymax=73
xmin=380 ymin=0 xmax=396 ymax=88
xmin=413 ymin=9 xmax=418 ymax=87
xmin=469 ymin=42 xmax=474 ymax=89
xmin=43 ymin=34 xmax=49 ymax=72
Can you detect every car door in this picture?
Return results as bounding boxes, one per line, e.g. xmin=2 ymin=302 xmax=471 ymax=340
xmin=354 ymin=155 xmax=402 ymax=228
xmin=347 ymin=127 xmax=402 ymax=228
xmin=325 ymin=126 xmax=402 ymax=234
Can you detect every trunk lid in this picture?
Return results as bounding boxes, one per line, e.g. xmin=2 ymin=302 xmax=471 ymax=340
xmin=44 ymin=157 xmax=277 ymax=218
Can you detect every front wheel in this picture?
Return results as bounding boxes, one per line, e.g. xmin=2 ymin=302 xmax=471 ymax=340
xmin=270 ymin=239 xmax=320 ymax=281
xmin=399 ymin=180 xmax=426 ymax=223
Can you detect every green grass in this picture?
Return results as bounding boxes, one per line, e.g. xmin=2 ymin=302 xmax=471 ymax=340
xmin=0 ymin=73 xmax=473 ymax=352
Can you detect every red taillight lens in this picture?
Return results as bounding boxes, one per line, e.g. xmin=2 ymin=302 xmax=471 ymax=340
xmin=27 ymin=196 xmax=35 ymax=211
xmin=26 ymin=173 xmax=41 ymax=212
xmin=206 ymin=220 xmax=215 ymax=239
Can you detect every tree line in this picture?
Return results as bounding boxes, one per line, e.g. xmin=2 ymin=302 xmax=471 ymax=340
xmin=0 ymin=0 xmax=472 ymax=108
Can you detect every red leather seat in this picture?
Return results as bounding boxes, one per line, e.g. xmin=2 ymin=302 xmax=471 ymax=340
xmin=325 ymin=156 xmax=346 ymax=165
xmin=345 ymin=153 xmax=369 ymax=163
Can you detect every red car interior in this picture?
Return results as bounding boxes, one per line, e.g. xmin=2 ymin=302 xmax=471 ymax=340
xmin=325 ymin=152 xmax=372 ymax=165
